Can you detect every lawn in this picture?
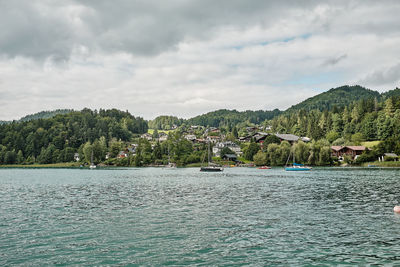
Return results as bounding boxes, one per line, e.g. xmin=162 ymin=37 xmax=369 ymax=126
xmin=361 ymin=141 xmax=381 ymax=148
xmin=148 ymin=129 xmax=173 ymax=135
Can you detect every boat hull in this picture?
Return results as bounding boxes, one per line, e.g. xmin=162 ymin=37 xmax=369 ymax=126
xmin=285 ymin=167 xmax=311 ymax=171
xmin=200 ymin=167 xmax=223 ymax=172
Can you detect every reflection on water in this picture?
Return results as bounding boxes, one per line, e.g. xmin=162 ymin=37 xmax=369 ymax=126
xmin=1 ymin=167 xmax=400 ymax=265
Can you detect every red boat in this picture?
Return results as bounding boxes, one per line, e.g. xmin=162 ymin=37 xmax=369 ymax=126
xmin=258 ymin=166 xmax=271 ymax=169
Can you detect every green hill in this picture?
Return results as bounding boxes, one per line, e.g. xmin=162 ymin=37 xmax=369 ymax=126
xmin=19 ymin=109 xmax=74 ymax=122
xmin=381 ymin=87 xmax=400 ymax=99
xmin=285 ymin=85 xmax=380 ymax=113
xmin=185 ymin=109 xmax=282 ymax=127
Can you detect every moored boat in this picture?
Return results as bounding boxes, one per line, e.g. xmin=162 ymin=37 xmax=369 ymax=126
xmin=200 ymin=141 xmax=223 ymax=172
xmin=285 ymin=147 xmax=311 ymax=171
xmin=258 ymin=166 xmax=271 ymax=169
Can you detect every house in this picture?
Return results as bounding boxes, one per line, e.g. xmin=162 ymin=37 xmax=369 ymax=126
xmin=222 ymin=154 xmax=238 ymax=162
xmin=158 ymin=132 xmax=168 ymax=142
xmin=127 ymin=145 xmax=137 ymax=155
xmin=205 ymin=127 xmax=219 ymax=135
xmin=212 ymin=141 xmax=242 ymax=157
xmin=254 ymin=132 xmax=269 ymax=143
xmin=239 ymin=132 xmax=259 ymax=142
xmin=206 ymin=135 xmax=221 ymax=143
xmin=383 ymin=153 xmax=399 ymax=161
xmin=118 ymin=151 xmax=128 ymax=158
xmin=74 ymin=153 xmax=80 ymax=162
xmin=300 ymin=137 xmax=311 ymax=142
xmin=331 ymin=146 xmax=368 ymax=160
xmin=246 ymin=126 xmax=258 ymax=132
xmin=184 ymin=134 xmax=197 ymax=142
xmin=275 ymin=133 xmax=300 ymax=144
xmin=141 ymin=133 xmax=152 ymax=141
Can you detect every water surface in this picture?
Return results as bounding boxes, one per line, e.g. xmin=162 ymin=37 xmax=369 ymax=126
xmin=1 ymin=167 xmax=400 ymax=265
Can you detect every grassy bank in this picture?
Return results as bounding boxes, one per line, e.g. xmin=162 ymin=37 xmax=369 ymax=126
xmin=0 ymin=162 xmax=83 ymax=168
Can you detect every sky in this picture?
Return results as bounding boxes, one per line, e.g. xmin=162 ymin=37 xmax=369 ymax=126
xmin=0 ymin=0 xmax=399 ymax=120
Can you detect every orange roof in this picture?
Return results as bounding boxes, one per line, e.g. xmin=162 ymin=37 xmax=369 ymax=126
xmin=331 ymin=146 xmax=343 ymax=151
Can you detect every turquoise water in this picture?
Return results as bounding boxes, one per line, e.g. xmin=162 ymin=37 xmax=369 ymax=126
xmin=1 ymin=167 xmax=400 ymax=266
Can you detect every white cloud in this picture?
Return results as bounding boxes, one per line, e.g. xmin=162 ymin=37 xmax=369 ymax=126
xmin=0 ymin=0 xmax=399 ymax=120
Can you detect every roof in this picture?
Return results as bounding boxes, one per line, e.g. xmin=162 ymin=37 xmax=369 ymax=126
xmin=331 ymin=146 xmax=343 ymax=151
xmin=346 ymin=146 xmax=366 ymax=151
xmin=222 ymin=154 xmax=237 ymax=159
xmin=275 ymin=133 xmax=299 ymax=141
xmin=384 ymin=153 xmax=398 ymax=157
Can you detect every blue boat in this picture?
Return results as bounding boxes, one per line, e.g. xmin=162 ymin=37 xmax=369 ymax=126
xmin=285 ymin=163 xmax=312 ymax=171
xmin=285 ymin=149 xmax=312 ymax=171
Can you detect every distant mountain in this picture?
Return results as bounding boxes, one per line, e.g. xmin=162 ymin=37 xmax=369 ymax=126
xmin=185 ymin=109 xmax=282 ymax=127
xmin=285 ymin=85 xmax=380 ymax=113
xmin=19 ymin=109 xmax=74 ymax=122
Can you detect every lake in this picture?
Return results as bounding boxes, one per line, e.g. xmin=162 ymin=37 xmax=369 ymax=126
xmin=1 ymin=167 xmax=400 ymax=265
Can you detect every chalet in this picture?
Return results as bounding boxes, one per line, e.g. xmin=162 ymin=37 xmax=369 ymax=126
xmin=331 ymin=146 xmax=368 ymax=160
xmin=184 ymin=134 xmax=197 ymax=142
xmin=141 ymin=133 xmax=152 ymax=141
xmin=74 ymin=153 xmax=80 ymax=162
xmin=254 ymin=132 xmax=269 ymax=143
xmin=212 ymin=141 xmax=242 ymax=157
xmin=239 ymin=132 xmax=259 ymax=142
xmin=158 ymin=132 xmax=168 ymax=142
xmin=206 ymin=135 xmax=221 ymax=143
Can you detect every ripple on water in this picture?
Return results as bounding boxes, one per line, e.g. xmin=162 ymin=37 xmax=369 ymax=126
xmin=1 ymin=167 xmax=400 ymax=265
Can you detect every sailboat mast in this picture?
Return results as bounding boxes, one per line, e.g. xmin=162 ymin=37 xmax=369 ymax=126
xmin=208 ymin=141 xmax=211 ymax=164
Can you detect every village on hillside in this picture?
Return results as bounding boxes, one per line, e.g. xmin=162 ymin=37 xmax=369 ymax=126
xmin=80 ymin=123 xmax=398 ymax=167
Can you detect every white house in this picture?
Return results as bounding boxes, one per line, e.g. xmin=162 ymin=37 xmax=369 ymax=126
xmin=212 ymin=141 xmax=242 ymax=157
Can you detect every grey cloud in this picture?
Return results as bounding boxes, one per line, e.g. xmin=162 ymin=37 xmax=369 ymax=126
xmin=360 ymin=63 xmax=400 ymax=86
xmin=322 ymin=54 xmax=347 ymax=66
xmin=0 ymin=0 xmax=329 ymax=59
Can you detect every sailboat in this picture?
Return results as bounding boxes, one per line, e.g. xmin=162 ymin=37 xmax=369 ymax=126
xmin=166 ymin=145 xmax=176 ymax=168
xmin=285 ymin=147 xmax=311 ymax=171
xmin=200 ymin=141 xmax=223 ymax=172
xmin=89 ymin=151 xmax=96 ymax=169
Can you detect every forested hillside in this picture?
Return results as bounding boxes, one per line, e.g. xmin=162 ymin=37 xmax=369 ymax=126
xmin=186 ymin=109 xmax=282 ymax=127
xmin=19 ymin=109 xmax=74 ymax=122
xmin=268 ymin=95 xmax=400 ymax=144
xmin=148 ymin=116 xmax=183 ymax=130
xmin=285 ymin=85 xmax=380 ymax=113
xmin=0 ymin=108 xmax=147 ymax=164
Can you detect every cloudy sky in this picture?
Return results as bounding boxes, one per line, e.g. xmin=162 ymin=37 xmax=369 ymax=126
xmin=0 ymin=0 xmax=399 ymax=120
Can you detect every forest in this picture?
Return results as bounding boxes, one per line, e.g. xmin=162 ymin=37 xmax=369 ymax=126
xmin=1 ymin=85 xmax=400 ymax=166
